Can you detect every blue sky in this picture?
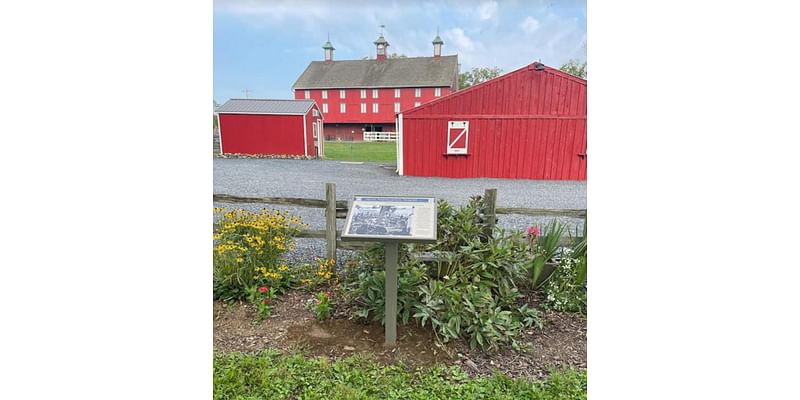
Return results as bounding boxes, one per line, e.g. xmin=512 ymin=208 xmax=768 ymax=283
xmin=214 ymin=0 xmax=586 ymax=103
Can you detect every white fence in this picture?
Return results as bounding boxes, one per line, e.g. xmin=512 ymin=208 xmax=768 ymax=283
xmin=363 ymin=131 xmax=398 ymax=142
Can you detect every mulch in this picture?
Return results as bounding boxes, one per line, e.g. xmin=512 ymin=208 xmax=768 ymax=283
xmin=214 ymin=290 xmax=586 ymax=379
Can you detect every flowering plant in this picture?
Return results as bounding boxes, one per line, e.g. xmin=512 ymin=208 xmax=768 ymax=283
xmin=308 ymin=291 xmax=332 ymax=321
xmin=526 ymin=220 xmax=565 ymax=289
xmin=213 ymin=208 xmax=306 ymax=302
xmin=247 ymin=286 xmax=275 ymax=321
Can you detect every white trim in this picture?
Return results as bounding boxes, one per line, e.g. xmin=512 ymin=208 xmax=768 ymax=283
xmin=446 ymin=121 xmax=469 ymax=154
xmin=319 ymin=121 xmax=325 ymax=156
xmin=415 ymin=88 xmax=421 ymax=97
xmin=397 ymin=113 xmax=403 ymax=175
xmin=321 ymin=90 xmax=328 ymax=99
xmin=303 ymin=113 xmax=308 ymax=157
xmin=216 ymin=113 xmax=224 ymax=155
xmin=394 ymin=88 xmax=400 ymax=98
xmin=304 ymin=90 xmax=310 ymax=99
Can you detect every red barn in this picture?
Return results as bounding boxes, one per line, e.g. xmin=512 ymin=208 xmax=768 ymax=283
xmin=292 ymin=32 xmax=458 ymax=141
xmin=397 ymin=62 xmax=587 ymax=181
xmin=216 ymin=99 xmax=324 ymax=157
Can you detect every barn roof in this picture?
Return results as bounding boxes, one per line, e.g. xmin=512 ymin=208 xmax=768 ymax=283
xmin=216 ymin=99 xmax=316 ymax=115
xmin=292 ymin=55 xmax=458 ymax=90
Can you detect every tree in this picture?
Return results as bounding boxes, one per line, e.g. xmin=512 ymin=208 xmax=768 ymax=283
xmin=459 ymin=66 xmax=503 ymax=89
xmin=559 ymin=59 xmax=587 ymax=79
xmin=213 ymin=100 xmax=220 ymax=131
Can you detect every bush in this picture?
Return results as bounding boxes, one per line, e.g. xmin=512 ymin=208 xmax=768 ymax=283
xmin=344 ymin=198 xmax=543 ymax=351
xmin=542 ymin=249 xmax=587 ymax=313
xmin=213 ymin=208 xmax=306 ymax=302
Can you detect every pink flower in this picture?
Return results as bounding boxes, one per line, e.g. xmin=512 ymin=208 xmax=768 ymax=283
xmin=527 ymin=225 xmax=541 ymax=237
xmin=258 ymin=287 xmax=268 ymax=293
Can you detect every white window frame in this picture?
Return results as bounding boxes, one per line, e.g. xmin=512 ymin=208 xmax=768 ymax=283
xmin=414 ymin=101 xmax=421 ymax=107
xmin=394 ymin=102 xmax=400 ymax=113
xmin=447 ymin=121 xmax=469 ymax=155
xmin=360 ymin=89 xmax=366 ymax=99
xmin=321 ymin=90 xmax=328 ymax=99
xmin=312 ymin=109 xmax=319 ymax=117
xmin=372 ymin=89 xmax=379 ymax=98
xmin=360 ymin=103 xmax=367 ymax=113
xmin=304 ymin=90 xmax=310 ymax=99
xmin=372 ymin=103 xmax=379 ymax=113
xmin=435 ymin=87 xmax=441 ymax=97
xmin=322 ymin=103 xmax=328 ymax=113
xmin=340 ymin=103 xmax=346 ymax=113
xmin=394 ymin=88 xmax=400 ymax=98
xmin=415 ymin=88 xmax=421 ymax=97
xmin=340 ymin=89 xmax=346 ymax=99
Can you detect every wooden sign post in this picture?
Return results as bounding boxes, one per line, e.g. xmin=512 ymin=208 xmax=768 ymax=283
xmin=340 ymin=196 xmax=438 ymax=346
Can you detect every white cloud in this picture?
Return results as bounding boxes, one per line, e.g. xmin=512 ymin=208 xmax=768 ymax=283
xmin=445 ymin=28 xmax=475 ymax=51
xmin=520 ymin=16 xmax=540 ymax=34
xmin=478 ymin=1 xmax=498 ymax=20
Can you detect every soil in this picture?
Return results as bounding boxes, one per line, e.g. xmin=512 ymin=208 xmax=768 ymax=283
xmin=214 ymin=290 xmax=586 ymax=379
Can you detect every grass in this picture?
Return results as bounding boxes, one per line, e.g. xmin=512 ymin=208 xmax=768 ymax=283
xmin=214 ymin=350 xmax=587 ymax=400
xmin=324 ymin=141 xmax=397 ymax=163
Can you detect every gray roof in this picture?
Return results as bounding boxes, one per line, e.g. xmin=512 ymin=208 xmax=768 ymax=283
xmin=292 ymin=55 xmax=458 ymax=89
xmin=216 ymin=99 xmax=316 ymax=115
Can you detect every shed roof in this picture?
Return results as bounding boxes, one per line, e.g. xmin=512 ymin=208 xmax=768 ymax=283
xmin=216 ymin=99 xmax=316 ymax=115
xmin=292 ymin=55 xmax=458 ymax=89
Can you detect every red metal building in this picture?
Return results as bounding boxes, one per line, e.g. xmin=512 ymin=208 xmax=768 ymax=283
xmin=216 ymin=99 xmax=324 ymax=157
xmin=292 ymin=32 xmax=458 ymax=141
xmin=397 ymin=62 xmax=587 ymax=181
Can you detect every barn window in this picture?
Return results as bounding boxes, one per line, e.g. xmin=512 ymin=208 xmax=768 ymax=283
xmin=313 ymin=109 xmax=319 ymax=117
xmin=415 ymin=88 xmax=421 ymax=97
xmin=372 ymin=103 xmax=379 ymax=113
xmin=304 ymin=90 xmax=310 ymax=99
xmin=360 ymin=89 xmax=366 ymax=99
xmin=394 ymin=88 xmax=400 ymax=98
xmin=340 ymin=89 xmax=346 ymax=99
xmin=394 ymin=102 xmax=400 ymax=113
xmin=372 ymin=89 xmax=379 ymax=98
xmin=360 ymin=103 xmax=366 ymax=113
xmin=340 ymin=103 xmax=346 ymax=113
xmin=322 ymin=90 xmax=328 ymax=99
xmin=322 ymin=103 xmax=328 ymax=113
xmin=414 ymin=101 xmax=421 ymax=107
xmin=446 ymin=121 xmax=469 ymax=155
xmin=435 ymin=87 xmax=441 ymax=97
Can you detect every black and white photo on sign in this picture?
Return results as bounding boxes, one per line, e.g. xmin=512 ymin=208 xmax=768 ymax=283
xmin=347 ymin=205 xmax=414 ymax=236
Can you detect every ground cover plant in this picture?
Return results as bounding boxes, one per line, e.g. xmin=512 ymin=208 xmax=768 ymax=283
xmin=213 ymin=350 xmax=587 ymax=400
xmin=324 ymin=141 xmax=397 ymax=163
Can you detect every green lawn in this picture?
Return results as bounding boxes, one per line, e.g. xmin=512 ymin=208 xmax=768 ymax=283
xmin=324 ymin=141 xmax=397 ymax=163
xmin=214 ymin=350 xmax=587 ymax=400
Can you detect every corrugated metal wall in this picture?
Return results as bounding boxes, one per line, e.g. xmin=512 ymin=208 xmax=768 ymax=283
xmin=401 ymin=63 xmax=586 ymax=180
xmin=219 ymin=113 xmax=306 ymax=156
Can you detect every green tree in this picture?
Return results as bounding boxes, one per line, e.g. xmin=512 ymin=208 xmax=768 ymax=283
xmin=213 ymin=100 xmax=220 ymax=131
xmin=559 ymin=59 xmax=587 ymax=79
xmin=458 ymin=66 xmax=503 ymax=89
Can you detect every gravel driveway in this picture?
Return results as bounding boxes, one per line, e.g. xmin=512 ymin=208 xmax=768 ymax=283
xmin=214 ymin=158 xmax=586 ymax=264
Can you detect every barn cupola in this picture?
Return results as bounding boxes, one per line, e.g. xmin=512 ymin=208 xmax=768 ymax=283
xmin=374 ymin=26 xmax=389 ymax=61
xmin=432 ymin=29 xmax=444 ymax=58
xmin=322 ymin=34 xmax=335 ymax=63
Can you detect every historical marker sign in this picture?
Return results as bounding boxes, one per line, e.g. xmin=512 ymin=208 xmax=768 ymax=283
xmin=342 ymin=196 xmax=437 ymax=242
xmin=341 ymin=195 xmax=437 ymax=346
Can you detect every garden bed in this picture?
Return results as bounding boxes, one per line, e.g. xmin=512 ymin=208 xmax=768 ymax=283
xmin=213 ymin=289 xmax=586 ymax=379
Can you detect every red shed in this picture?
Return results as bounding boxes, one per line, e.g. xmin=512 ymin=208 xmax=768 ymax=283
xmin=397 ymin=62 xmax=586 ymax=180
xmin=216 ymin=99 xmax=324 ymax=157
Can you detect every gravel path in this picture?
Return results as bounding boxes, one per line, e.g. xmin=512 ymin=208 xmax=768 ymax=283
xmin=214 ymin=158 xmax=586 ymax=265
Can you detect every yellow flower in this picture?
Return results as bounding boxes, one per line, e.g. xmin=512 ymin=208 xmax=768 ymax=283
xmin=236 ymin=258 xmax=243 ymax=263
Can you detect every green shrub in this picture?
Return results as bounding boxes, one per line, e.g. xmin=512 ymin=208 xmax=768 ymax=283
xmin=212 ymin=208 xmax=305 ymax=302
xmin=542 ymin=250 xmax=587 ymax=313
xmin=344 ymin=198 xmax=543 ymax=351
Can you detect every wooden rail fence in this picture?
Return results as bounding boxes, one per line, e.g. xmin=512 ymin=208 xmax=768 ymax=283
xmin=213 ymin=183 xmax=586 ymax=263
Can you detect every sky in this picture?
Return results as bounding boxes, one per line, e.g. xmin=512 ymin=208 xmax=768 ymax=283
xmin=214 ymin=0 xmax=586 ymax=103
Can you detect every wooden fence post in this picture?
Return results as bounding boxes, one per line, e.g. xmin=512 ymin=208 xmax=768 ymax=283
xmin=325 ymin=182 xmax=337 ymax=262
xmin=483 ymin=188 xmax=497 ymax=236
